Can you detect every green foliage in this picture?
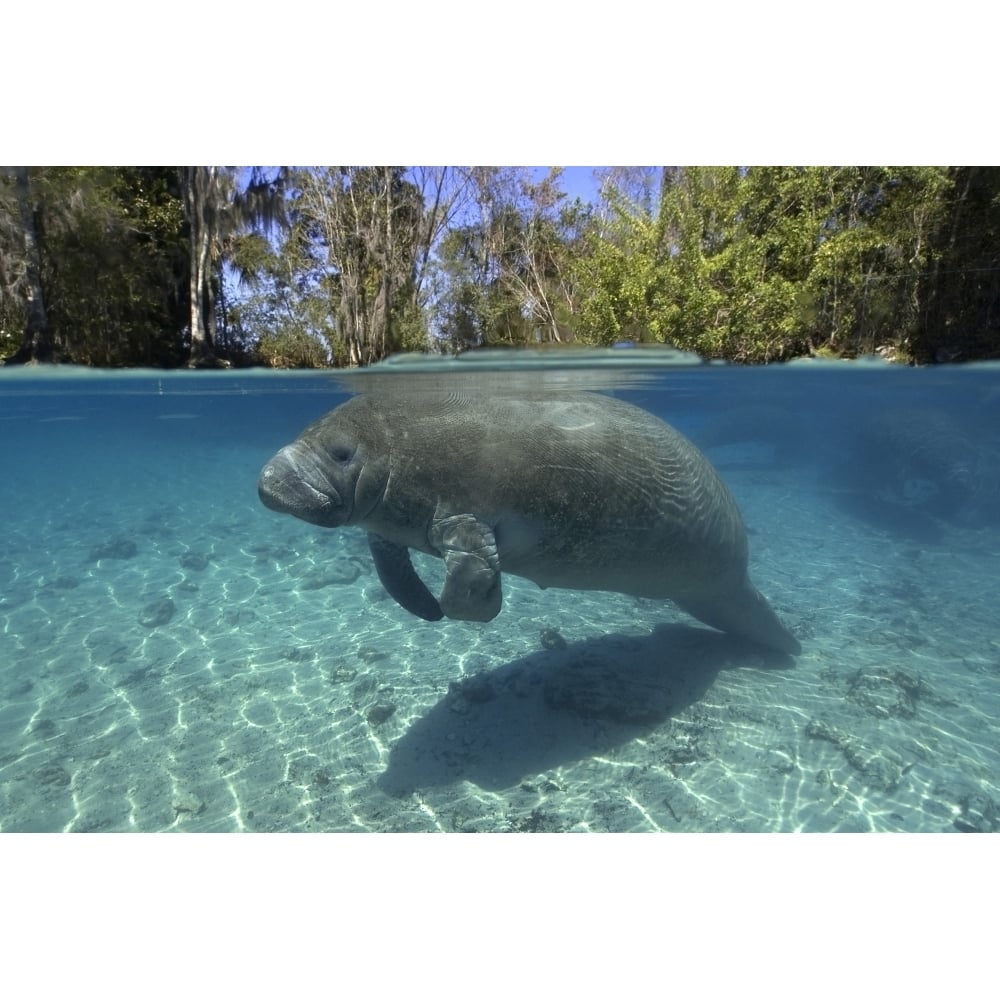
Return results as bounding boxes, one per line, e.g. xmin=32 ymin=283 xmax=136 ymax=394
xmin=14 ymin=167 xmax=189 ymax=364
xmin=569 ymin=165 xmax=971 ymax=362
xmin=392 ymin=299 xmax=432 ymax=354
xmin=913 ymin=166 xmax=1000 ymax=362
xmin=432 ymin=168 xmax=587 ymax=350
xmin=280 ymin=166 xmax=429 ymax=365
xmin=226 ymin=218 xmax=334 ymax=367
xmin=3 ymin=164 xmax=999 ymax=367
xmin=434 ymin=222 xmax=512 ymax=347
xmin=253 ymin=325 xmax=331 ymax=368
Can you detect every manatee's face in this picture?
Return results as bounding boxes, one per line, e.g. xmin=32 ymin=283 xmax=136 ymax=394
xmin=258 ymin=422 xmax=372 ymax=528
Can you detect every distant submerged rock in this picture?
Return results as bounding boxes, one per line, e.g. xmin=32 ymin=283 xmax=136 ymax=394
xmin=89 ymin=538 xmax=138 ymax=561
xmin=138 ymin=597 xmax=175 ymax=628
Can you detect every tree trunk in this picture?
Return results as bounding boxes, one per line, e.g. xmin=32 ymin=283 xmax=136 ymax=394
xmin=380 ymin=166 xmax=393 ymax=361
xmin=3 ymin=167 xmax=57 ymax=364
xmin=182 ymin=166 xmax=218 ymax=367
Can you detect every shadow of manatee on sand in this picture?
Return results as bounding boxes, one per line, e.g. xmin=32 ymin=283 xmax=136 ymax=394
xmin=377 ymin=623 xmax=794 ymax=796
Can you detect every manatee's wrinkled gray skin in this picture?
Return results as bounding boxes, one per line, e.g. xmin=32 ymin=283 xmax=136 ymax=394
xmin=258 ymin=391 xmax=801 ymax=655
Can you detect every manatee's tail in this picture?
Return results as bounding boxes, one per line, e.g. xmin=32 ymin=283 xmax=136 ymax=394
xmin=675 ymin=579 xmax=801 ymax=655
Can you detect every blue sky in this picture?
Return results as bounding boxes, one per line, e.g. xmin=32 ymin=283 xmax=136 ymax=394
xmin=543 ymin=166 xmax=603 ymax=204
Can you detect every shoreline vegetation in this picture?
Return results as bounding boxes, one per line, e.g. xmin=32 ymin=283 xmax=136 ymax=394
xmin=3 ymin=167 xmax=999 ymax=370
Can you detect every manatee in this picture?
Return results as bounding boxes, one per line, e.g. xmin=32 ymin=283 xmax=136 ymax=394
xmin=852 ymin=408 xmax=983 ymax=520
xmin=694 ymin=403 xmax=810 ymax=466
xmin=257 ymin=390 xmax=801 ymax=655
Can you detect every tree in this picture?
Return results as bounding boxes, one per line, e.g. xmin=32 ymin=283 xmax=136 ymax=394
xmin=179 ymin=166 xmax=288 ymax=366
xmin=226 ymin=210 xmax=336 ymax=367
xmin=433 ymin=167 xmax=589 ymax=349
xmin=917 ymin=166 xmax=1000 ymax=362
xmin=406 ymin=166 xmax=476 ymax=329
xmin=291 ymin=167 xmax=425 ymax=365
xmin=574 ymin=165 xmax=958 ymax=362
xmin=572 ymin=166 xmax=693 ymax=347
xmin=180 ymin=166 xmax=224 ymax=366
xmin=1 ymin=167 xmax=190 ymax=366
xmin=1 ymin=166 xmax=57 ymax=363
xmin=799 ymin=166 xmax=952 ymax=359
xmin=5 ymin=164 xmax=997 ymax=368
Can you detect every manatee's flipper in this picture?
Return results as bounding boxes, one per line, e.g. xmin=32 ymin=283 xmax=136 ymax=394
xmin=674 ymin=579 xmax=801 ymax=656
xmin=429 ymin=513 xmax=502 ymax=622
xmin=367 ymin=533 xmax=443 ymax=621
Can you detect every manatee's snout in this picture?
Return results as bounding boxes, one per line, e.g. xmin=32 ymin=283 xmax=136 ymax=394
xmin=258 ymin=443 xmax=346 ymax=526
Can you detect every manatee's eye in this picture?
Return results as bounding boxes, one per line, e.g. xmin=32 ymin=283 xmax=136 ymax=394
xmin=329 ymin=443 xmax=356 ymax=463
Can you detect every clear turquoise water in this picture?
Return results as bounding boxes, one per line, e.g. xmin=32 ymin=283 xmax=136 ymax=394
xmin=2 ymin=353 xmax=998 ymax=832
